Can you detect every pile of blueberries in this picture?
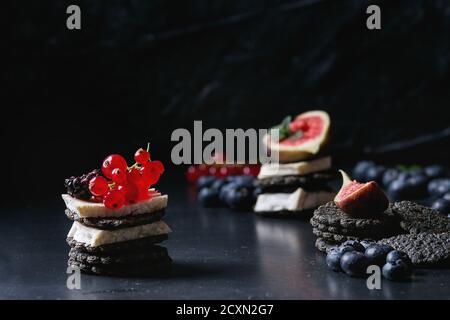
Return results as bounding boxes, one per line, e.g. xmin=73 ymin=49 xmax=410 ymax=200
xmin=196 ymin=175 xmax=262 ymax=211
xmin=326 ymin=240 xmax=411 ymax=281
xmin=353 ymin=161 xmax=450 ymax=216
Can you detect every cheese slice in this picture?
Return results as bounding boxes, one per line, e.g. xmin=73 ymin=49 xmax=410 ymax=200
xmin=67 ymin=220 xmax=171 ymax=247
xmin=62 ymin=194 xmax=168 ymax=218
xmin=258 ymin=156 xmax=331 ymax=179
xmin=254 ymin=188 xmax=335 ymax=212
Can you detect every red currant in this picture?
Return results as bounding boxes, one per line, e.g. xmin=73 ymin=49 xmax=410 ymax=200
xmin=124 ymin=181 xmax=139 ymax=204
xmin=150 ymin=160 xmax=164 ymax=175
xmin=217 ymin=166 xmax=228 ymax=178
xmin=134 ymin=148 xmax=150 ymax=164
xmin=103 ymin=189 xmax=125 ymax=209
xmin=124 ymin=181 xmax=150 ymax=204
xmin=88 ymin=176 xmax=110 ymax=197
xmin=111 ymin=168 xmax=127 ymax=184
xmin=137 ymin=186 xmax=151 ymax=201
xmin=227 ymin=166 xmax=240 ymax=176
xmin=250 ymin=165 xmax=261 ymax=176
xmin=140 ymin=163 xmax=160 ymax=186
xmin=102 ymin=154 xmax=128 ymax=179
xmin=208 ymin=166 xmax=218 ymax=176
xmin=116 ymin=184 xmax=128 ymax=197
xmin=127 ymin=168 xmax=144 ymax=186
xmin=198 ymin=164 xmax=208 ymax=173
xmin=186 ymin=165 xmax=199 ymax=183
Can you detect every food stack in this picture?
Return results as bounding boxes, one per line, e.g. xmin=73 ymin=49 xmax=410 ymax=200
xmin=311 ymin=202 xmax=401 ymax=253
xmin=311 ymin=169 xmax=450 ymax=266
xmin=254 ymin=110 xmax=337 ymax=216
xmin=62 ymin=147 xmax=172 ymax=276
xmin=311 ymin=170 xmax=401 ymax=252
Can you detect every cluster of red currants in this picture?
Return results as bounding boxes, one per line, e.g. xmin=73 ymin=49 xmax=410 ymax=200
xmin=88 ymin=147 xmax=165 ymax=209
xmin=185 ymin=164 xmax=260 ymax=183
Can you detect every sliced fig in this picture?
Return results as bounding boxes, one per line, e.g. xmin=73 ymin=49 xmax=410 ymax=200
xmin=263 ymin=110 xmax=330 ymax=163
xmin=334 ymin=170 xmax=389 ymax=216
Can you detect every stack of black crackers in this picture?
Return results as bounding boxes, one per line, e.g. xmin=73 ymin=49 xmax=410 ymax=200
xmin=62 ymin=194 xmax=172 ymax=276
xmin=311 ymin=201 xmax=400 ymax=252
xmin=378 ymin=201 xmax=450 ymax=266
xmin=312 ymin=200 xmax=450 ymax=266
xmin=254 ymin=156 xmax=338 ymax=216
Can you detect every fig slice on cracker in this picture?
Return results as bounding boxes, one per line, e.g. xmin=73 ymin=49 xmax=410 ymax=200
xmin=334 ymin=170 xmax=389 ymax=217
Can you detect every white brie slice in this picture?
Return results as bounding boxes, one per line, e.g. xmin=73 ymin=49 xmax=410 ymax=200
xmin=258 ymin=156 xmax=331 ymax=179
xmin=67 ymin=220 xmax=171 ymax=247
xmin=254 ymin=188 xmax=335 ymax=212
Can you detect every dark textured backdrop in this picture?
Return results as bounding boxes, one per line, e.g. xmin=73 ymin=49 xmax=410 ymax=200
xmin=4 ymin=0 xmax=450 ymax=204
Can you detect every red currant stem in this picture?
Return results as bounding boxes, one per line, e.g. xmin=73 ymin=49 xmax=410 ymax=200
xmin=128 ymin=144 xmax=151 ymax=170
xmin=128 ymin=162 xmax=143 ymax=170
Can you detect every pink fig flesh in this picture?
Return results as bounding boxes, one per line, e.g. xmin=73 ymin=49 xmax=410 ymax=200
xmin=334 ymin=170 xmax=389 ymax=216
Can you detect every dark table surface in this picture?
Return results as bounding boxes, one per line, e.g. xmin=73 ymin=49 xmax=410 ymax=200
xmin=1 ymin=182 xmax=449 ymax=300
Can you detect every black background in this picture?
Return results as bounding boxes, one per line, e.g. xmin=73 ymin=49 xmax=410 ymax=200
xmin=4 ymin=0 xmax=450 ymax=206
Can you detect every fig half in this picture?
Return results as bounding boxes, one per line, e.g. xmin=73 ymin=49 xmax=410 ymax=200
xmin=334 ymin=170 xmax=389 ymax=216
xmin=263 ymin=110 xmax=330 ymax=163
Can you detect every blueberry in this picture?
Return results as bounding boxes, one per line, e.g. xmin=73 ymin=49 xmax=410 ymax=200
xmin=211 ymin=179 xmax=227 ymax=191
xmin=443 ymin=193 xmax=450 ymax=201
xmin=353 ymin=161 xmax=376 ymax=181
xmin=431 ymin=198 xmax=450 ymax=215
xmin=364 ymin=244 xmax=393 ymax=266
xmin=435 ymin=179 xmax=450 ymax=197
xmin=224 ymin=175 xmax=239 ymax=183
xmin=365 ymin=165 xmax=386 ymax=184
xmin=409 ymin=168 xmax=425 ymax=177
xmin=360 ymin=240 xmax=375 ymax=250
xmin=428 ymin=178 xmax=443 ymax=195
xmin=386 ymin=250 xmax=411 ymax=266
xmin=407 ymin=174 xmax=429 ymax=197
xmin=226 ymin=187 xmax=254 ymax=210
xmin=424 ymin=165 xmax=448 ymax=179
xmin=388 ymin=174 xmax=429 ymax=200
xmin=326 ymin=247 xmax=342 ymax=272
xmin=233 ymin=175 xmax=256 ymax=188
xmin=197 ymin=188 xmax=221 ymax=207
xmin=340 ymin=240 xmax=365 ymax=253
xmin=396 ymin=171 xmax=412 ymax=181
xmin=387 ymin=179 xmax=409 ymax=201
xmin=338 ymin=245 xmax=355 ymax=255
xmin=382 ymin=260 xmax=410 ymax=281
xmin=340 ymin=251 xmax=369 ymax=277
xmin=196 ymin=176 xmax=216 ymax=190
xmin=382 ymin=169 xmax=400 ymax=187
xmin=219 ymin=182 xmax=238 ymax=203
xmin=428 ymin=178 xmax=450 ymax=197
